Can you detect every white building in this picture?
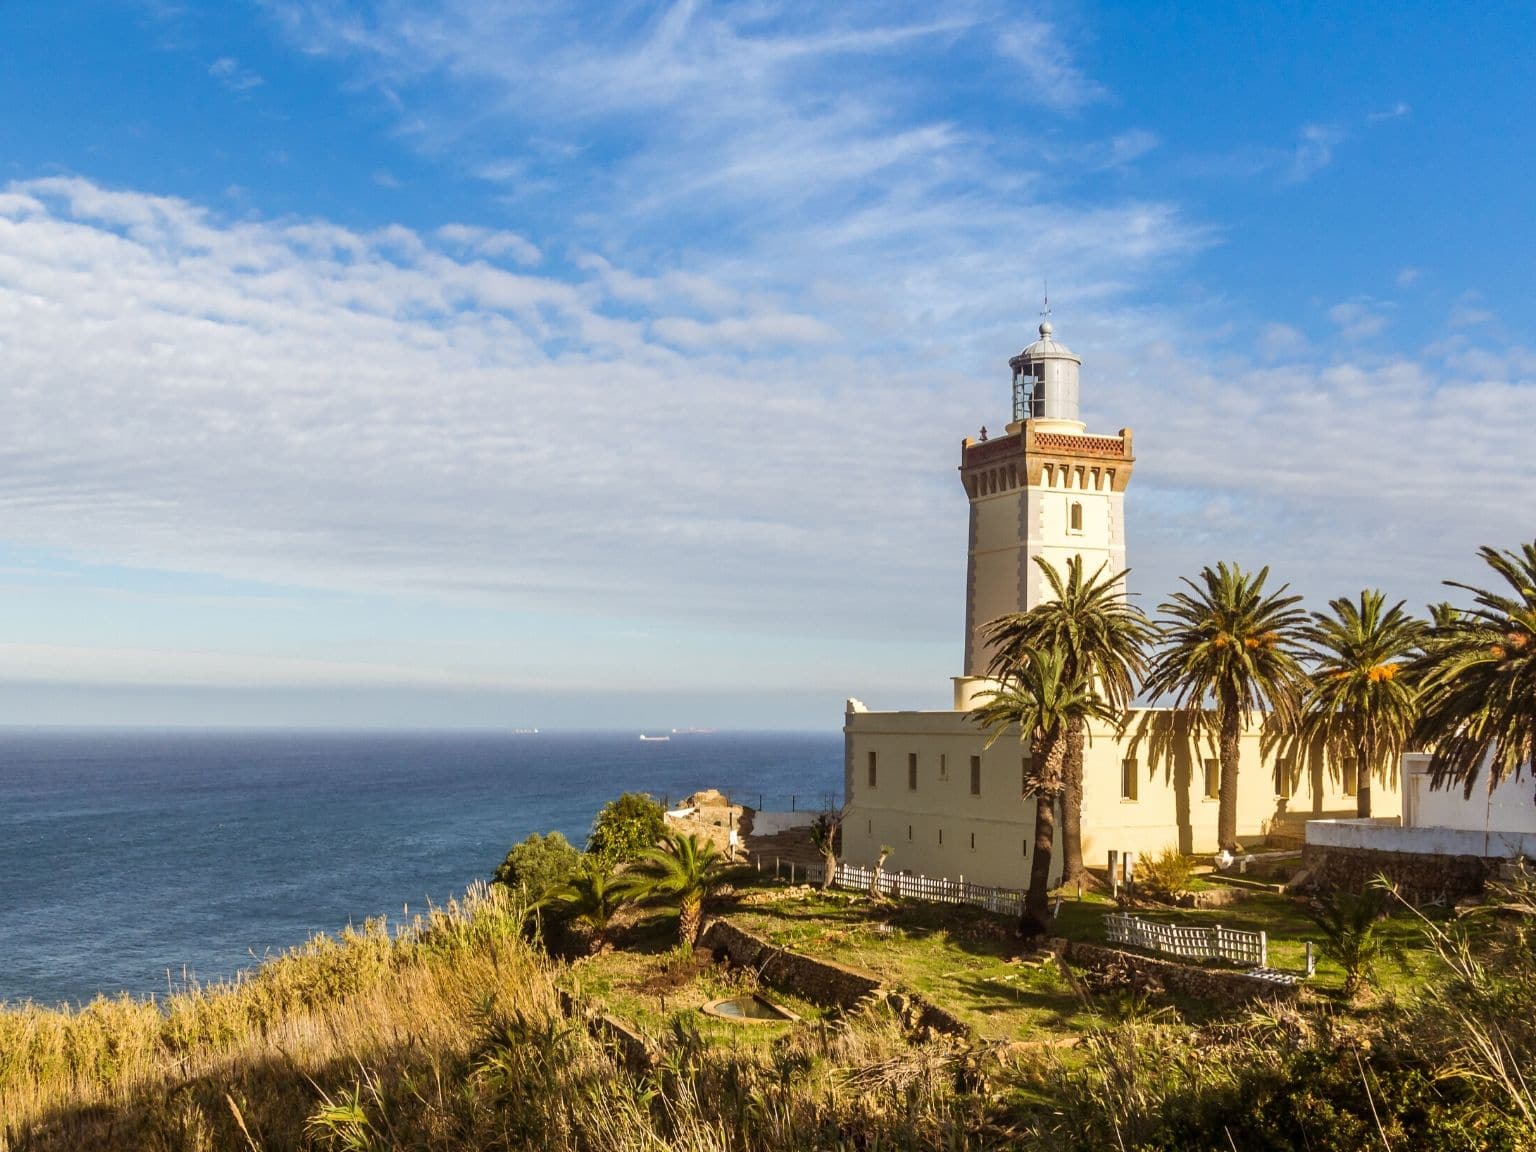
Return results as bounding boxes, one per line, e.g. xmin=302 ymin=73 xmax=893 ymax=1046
xmin=842 ymin=319 xmax=1393 ymax=889
xmin=1307 ymin=753 xmax=1536 ymax=862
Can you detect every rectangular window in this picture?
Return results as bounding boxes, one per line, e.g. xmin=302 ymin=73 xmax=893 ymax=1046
xmin=907 ymin=752 xmax=918 ymax=791
xmin=938 ymin=828 xmax=944 ymax=846
xmin=867 ymin=751 xmax=877 ymax=788
xmin=1203 ymin=758 xmax=1220 ymax=800
xmin=907 ymin=824 xmax=912 ymax=841
xmin=1274 ymin=757 xmax=1293 ymax=799
xmin=939 ymin=753 xmax=948 ymax=779
xmin=1343 ymin=761 xmax=1359 ymax=797
xmin=969 ymin=831 xmax=976 ymax=852
xmin=969 ymin=755 xmax=982 ymax=796
xmin=1121 ymin=758 xmax=1139 ymax=801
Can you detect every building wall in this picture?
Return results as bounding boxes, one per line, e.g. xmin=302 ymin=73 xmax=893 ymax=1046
xmin=842 ymin=703 xmax=1400 ymax=890
xmin=1401 ymin=751 xmax=1536 ymax=834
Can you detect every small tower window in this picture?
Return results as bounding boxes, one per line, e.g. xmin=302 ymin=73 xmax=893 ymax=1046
xmin=1203 ymin=758 xmax=1220 ymax=800
xmin=907 ymin=753 xmax=918 ymax=791
xmin=1069 ymin=502 xmax=1084 ymax=533
xmin=867 ymin=751 xmax=877 ymax=788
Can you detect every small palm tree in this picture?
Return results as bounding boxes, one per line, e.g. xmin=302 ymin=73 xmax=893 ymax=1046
xmin=549 ymin=859 xmax=631 ymax=951
xmin=1305 ymin=888 xmax=1403 ymax=1000
xmin=1412 ymin=542 xmax=1536 ymax=796
xmin=974 ymin=646 xmax=1118 ymax=937
xmin=628 ymin=832 xmax=727 ymax=947
xmin=1144 ymin=563 xmax=1309 ymax=852
xmin=983 ymin=556 xmax=1153 ymax=885
xmin=1301 ymin=590 xmax=1424 ymax=818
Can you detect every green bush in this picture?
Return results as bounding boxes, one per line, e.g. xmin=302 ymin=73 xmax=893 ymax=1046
xmin=585 ymin=792 xmax=667 ymax=866
xmin=493 ymin=831 xmax=581 ymax=902
xmin=1137 ymin=845 xmax=1194 ymax=904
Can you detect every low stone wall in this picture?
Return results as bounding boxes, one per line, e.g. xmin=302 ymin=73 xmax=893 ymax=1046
xmin=699 ymin=919 xmax=883 ymax=1010
xmin=557 ymin=989 xmax=657 ymax=1073
xmin=1302 ymin=841 xmax=1497 ymax=904
xmin=1066 ymin=942 xmax=1300 ymax=1009
xmin=700 ymin=918 xmax=973 ymax=1039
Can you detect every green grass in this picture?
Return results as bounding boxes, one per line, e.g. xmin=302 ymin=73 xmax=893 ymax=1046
xmin=723 ymin=886 xmax=1092 ymax=1041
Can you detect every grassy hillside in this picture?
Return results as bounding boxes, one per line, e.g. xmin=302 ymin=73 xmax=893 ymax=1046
xmin=6 ymin=874 xmax=1536 ymax=1151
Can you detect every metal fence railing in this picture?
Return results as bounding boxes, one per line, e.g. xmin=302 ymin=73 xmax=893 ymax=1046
xmin=1103 ymin=912 xmax=1267 ymax=967
xmin=784 ymin=860 xmax=1026 ymax=918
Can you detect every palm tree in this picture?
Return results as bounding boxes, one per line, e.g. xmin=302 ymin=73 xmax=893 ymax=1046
xmin=1411 ymin=542 xmax=1536 ymax=796
xmin=549 ymin=859 xmax=631 ymax=951
xmin=1143 ymin=563 xmax=1309 ymax=852
xmin=1300 ymin=590 xmax=1424 ymax=818
xmin=982 ymin=556 xmax=1153 ymax=884
xmin=1305 ymin=887 xmax=1404 ymax=1000
xmin=973 ymin=646 xmax=1119 ymax=937
xmin=628 ymin=831 xmax=728 ymax=947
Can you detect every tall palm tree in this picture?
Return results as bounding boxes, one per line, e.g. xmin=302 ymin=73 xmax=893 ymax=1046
xmin=549 ymin=859 xmax=631 ymax=951
xmin=982 ymin=556 xmax=1153 ymax=884
xmin=973 ymin=646 xmax=1119 ymax=937
xmin=628 ymin=831 xmax=727 ymax=947
xmin=1301 ymin=590 xmax=1424 ymax=818
xmin=1412 ymin=542 xmax=1536 ymax=796
xmin=1143 ymin=563 xmax=1309 ymax=852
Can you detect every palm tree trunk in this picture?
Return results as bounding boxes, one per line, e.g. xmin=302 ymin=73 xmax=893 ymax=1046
xmin=1356 ymin=739 xmax=1372 ymax=819
xmin=1061 ymin=718 xmax=1085 ymax=886
xmin=1022 ymin=730 xmax=1065 ymax=937
xmin=1217 ymin=697 xmax=1242 ymax=852
xmin=679 ymin=893 xmax=702 ymax=947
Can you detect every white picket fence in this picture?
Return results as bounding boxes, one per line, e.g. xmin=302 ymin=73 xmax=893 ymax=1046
xmin=795 ymin=860 xmax=1025 ymax=917
xmin=1103 ymin=912 xmax=1267 ymax=968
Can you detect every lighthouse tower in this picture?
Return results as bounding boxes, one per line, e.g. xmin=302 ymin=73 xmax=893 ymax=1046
xmin=954 ymin=319 xmax=1135 ymax=705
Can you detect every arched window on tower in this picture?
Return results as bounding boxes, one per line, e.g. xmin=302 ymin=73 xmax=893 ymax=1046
xmin=1069 ymin=501 xmax=1084 ymax=534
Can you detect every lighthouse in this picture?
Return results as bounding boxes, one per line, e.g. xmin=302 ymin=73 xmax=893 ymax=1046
xmin=954 ymin=318 xmax=1135 ymax=703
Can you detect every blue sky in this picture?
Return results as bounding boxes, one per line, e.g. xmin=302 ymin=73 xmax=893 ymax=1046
xmin=0 ymin=1 xmax=1532 ymax=728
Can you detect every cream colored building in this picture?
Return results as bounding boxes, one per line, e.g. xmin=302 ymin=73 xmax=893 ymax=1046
xmin=842 ymin=319 xmax=1396 ymax=889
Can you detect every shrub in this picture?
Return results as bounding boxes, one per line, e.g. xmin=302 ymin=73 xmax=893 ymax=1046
xmin=1306 ymin=888 xmax=1403 ymax=999
xmin=493 ymin=831 xmax=582 ymax=902
xmin=586 ymin=792 xmax=667 ymax=866
xmin=1138 ymin=846 xmax=1195 ymax=904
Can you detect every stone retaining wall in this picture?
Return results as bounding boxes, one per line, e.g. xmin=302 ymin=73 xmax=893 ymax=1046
xmin=700 ymin=918 xmax=974 ymax=1039
xmin=1302 ymin=842 xmax=1497 ymax=904
xmin=557 ymin=989 xmax=656 ymax=1073
xmin=1066 ymin=942 xmax=1300 ymax=1009
xmin=700 ymin=919 xmax=883 ymax=1010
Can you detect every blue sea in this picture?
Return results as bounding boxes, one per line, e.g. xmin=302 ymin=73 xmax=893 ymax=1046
xmin=0 ymin=728 xmax=842 ymax=1008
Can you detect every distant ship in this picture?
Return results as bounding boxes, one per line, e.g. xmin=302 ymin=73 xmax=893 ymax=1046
xmin=638 ymin=734 xmax=671 ymax=742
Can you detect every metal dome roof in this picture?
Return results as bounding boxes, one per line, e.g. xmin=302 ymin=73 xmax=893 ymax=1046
xmin=1011 ymin=319 xmax=1080 ymax=365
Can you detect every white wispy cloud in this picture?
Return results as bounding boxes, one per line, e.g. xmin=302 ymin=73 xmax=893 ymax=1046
xmin=1288 ymin=123 xmax=1344 ymax=183
xmin=994 ymin=15 xmax=1107 ymax=110
xmin=3 ymin=175 xmax=1531 ymax=665
xmin=209 ymin=55 xmax=264 ymax=93
xmin=1328 ymin=297 xmax=1392 ymax=341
